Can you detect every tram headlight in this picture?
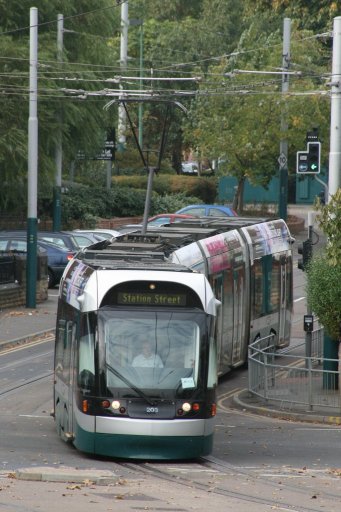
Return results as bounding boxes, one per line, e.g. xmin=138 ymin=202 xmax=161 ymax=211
xmin=111 ymin=400 xmax=121 ymax=410
xmin=182 ymin=402 xmax=191 ymax=412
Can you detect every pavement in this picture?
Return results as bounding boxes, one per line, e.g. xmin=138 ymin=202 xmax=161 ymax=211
xmin=1 ymin=203 xmax=339 ymax=496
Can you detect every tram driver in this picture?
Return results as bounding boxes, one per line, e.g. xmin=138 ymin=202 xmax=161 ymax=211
xmin=132 ymin=340 xmax=164 ymax=368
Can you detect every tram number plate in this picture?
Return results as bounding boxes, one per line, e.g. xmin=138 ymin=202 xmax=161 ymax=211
xmin=128 ymin=400 xmax=175 ymax=419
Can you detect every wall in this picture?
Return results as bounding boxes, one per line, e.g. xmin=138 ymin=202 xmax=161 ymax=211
xmin=0 ymin=254 xmax=48 ymax=310
xmin=218 ymin=172 xmax=328 ymax=205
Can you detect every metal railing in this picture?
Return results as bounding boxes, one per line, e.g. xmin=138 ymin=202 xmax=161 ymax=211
xmin=0 ymin=254 xmax=16 ymax=285
xmin=248 ymin=328 xmax=341 ymax=412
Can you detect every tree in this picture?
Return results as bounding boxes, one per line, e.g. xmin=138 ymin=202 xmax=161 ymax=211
xmin=0 ymin=0 xmax=120 ymax=212
xmin=306 ymin=190 xmax=341 ymax=390
xmin=306 ymin=189 xmax=341 ymax=340
xmin=182 ymin=10 xmax=331 ymax=212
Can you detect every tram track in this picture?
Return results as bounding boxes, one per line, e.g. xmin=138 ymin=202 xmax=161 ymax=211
xmin=2 ymin=337 xmax=341 ymax=510
xmin=113 ymin=457 xmax=340 ymax=512
xmin=0 ymin=370 xmax=53 ymax=398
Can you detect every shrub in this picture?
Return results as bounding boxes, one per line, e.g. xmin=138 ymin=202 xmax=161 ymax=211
xmin=151 ymin=192 xmax=202 ymax=214
xmin=112 ymin=174 xmax=217 ymax=202
xmin=306 ymin=255 xmax=341 ymax=340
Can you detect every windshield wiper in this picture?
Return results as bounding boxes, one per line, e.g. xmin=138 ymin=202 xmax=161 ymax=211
xmin=105 ymin=362 xmax=155 ymax=406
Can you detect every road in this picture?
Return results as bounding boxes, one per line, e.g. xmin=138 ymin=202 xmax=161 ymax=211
xmin=2 ymin=226 xmax=341 ymax=510
xmin=1 ymin=333 xmax=341 ymax=511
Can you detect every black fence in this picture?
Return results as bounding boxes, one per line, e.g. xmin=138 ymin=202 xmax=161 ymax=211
xmin=0 ymin=254 xmax=16 ymax=285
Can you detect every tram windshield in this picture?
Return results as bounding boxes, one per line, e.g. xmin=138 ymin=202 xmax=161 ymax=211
xmin=97 ymin=307 xmax=211 ymax=399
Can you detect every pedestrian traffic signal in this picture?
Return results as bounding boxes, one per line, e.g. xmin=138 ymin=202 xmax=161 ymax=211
xmin=298 ymin=239 xmax=312 ymax=271
xmin=296 ymin=151 xmax=309 ymax=174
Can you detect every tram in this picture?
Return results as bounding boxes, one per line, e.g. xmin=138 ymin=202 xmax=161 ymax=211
xmin=53 ymin=217 xmax=293 ymax=459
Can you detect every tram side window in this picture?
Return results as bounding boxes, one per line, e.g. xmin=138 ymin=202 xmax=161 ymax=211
xmin=251 ymin=260 xmax=263 ymax=318
xmin=268 ymin=257 xmax=280 ymax=314
xmin=207 ymin=336 xmax=218 ymax=389
xmin=55 ymin=318 xmax=73 ymax=384
xmin=78 ymin=314 xmax=96 ymax=391
xmin=252 ymin=256 xmax=281 ymax=318
xmin=55 ymin=319 xmax=66 ymax=376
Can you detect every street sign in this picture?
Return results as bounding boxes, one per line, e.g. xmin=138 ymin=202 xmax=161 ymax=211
xmin=278 ymin=152 xmax=287 ymax=169
xmin=296 ymin=151 xmax=309 ymax=173
xmin=76 ymin=136 xmax=116 ymax=162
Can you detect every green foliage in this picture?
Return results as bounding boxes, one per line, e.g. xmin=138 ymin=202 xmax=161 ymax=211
xmin=59 ymin=184 xmax=202 ymax=227
xmin=61 ymin=185 xmax=147 ymax=225
xmin=306 ymin=255 xmax=341 ymax=340
xmin=0 ymin=0 xmax=119 ymax=211
xmin=0 ymin=0 xmax=334 ymax=217
xmin=112 ymin=175 xmax=217 ymax=203
xmin=314 ymin=189 xmax=341 ymax=267
xmin=152 ymin=192 xmax=201 ymax=214
xmin=306 ymin=190 xmax=341 ymax=341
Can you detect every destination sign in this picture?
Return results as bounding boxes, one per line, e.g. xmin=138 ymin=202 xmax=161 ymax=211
xmin=117 ymin=292 xmax=186 ymax=306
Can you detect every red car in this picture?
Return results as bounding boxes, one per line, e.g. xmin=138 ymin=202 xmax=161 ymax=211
xmin=147 ymin=213 xmax=195 ymax=226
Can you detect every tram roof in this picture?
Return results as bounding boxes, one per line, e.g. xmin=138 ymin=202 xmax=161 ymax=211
xmin=77 ymin=215 xmax=277 ymax=269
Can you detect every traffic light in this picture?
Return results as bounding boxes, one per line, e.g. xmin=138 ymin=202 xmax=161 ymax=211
xmin=296 ymin=139 xmax=321 ymax=174
xmin=298 ymin=239 xmax=312 ymax=271
xmin=307 ymin=141 xmax=321 ymax=174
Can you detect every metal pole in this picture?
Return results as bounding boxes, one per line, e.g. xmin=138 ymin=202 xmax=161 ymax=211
xmin=138 ymin=23 xmax=143 ymax=148
xmin=278 ymin=18 xmax=291 ymax=221
xmin=328 ymin=16 xmax=341 ymax=199
xmin=53 ymin=13 xmax=63 ymax=231
xmin=106 ymin=159 xmax=112 ymax=189
xmin=27 ymin=7 xmax=38 ymax=308
xmin=118 ymin=2 xmax=128 ymax=150
xmin=305 ymin=211 xmax=314 ymax=366
xmin=141 ymin=167 xmax=155 ymax=235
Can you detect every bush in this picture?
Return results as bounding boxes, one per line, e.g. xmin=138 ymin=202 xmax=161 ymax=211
xmin=61 ymin=185 xmax=147 ymax=226
xmin=306 ymin=255 xmax=341 ymax=340
xmin=60 ymin=185 xmax=202 ymax=227
xmin=112 ymin=174 xmax=217 ymax=202
xmin=151 ymin=192 xmax=202 ymax=214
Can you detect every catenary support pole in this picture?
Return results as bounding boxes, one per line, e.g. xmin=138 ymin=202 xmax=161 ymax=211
xmin=305 ymin=211 xmax=314 ymax=367
xmin=27 ymin=7 xmax=38 ymax=308
xmin=117 ymin=1 xmax=128 ymax=150
xmin=278 ymin=18 xmax=291 ymax=221
xmin=328 ymin=16 xmax=341 ymax=199
xmin=53 ymin=13 xmax=63 ymax=230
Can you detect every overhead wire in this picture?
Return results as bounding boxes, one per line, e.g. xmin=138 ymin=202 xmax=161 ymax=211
xmin=0 ymin=0 xmax=126 ymax=37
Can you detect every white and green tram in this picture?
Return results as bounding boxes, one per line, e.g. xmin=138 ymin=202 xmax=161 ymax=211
xmin=53 ymin=217 xmax=293 ymax=459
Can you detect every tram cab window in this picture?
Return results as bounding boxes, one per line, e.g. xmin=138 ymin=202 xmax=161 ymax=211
xmin=98 ymin=309 xmax=205 ymax=394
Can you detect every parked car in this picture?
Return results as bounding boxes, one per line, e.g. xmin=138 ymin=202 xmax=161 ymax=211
xmin=73 ymin=228 xmax=121 ymax=240
xmin=0 ymin=229 xmax=84 ymax=252
xmin=181 ymin=162 xmax=198 ymax=175
xmin=147 ymin=213 xmax=195 ymax=226
xmin=116 ymin=214 xmax=194 ymax=233
xmin=0 ymin=235 xmax=75 ymax=288
xmin=67 ymin=231 xmax=105 ymax=248
xmin=176 ymin=204 xmax=238 ymax=217
xmin=4 ymin=230 xmax=96 ymax=251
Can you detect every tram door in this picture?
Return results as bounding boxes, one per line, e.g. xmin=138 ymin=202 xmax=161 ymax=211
xmin=212 ymin=274 xmax=224 ymax=367
xmin=278 ymin=255 xmax=291 ymax=346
